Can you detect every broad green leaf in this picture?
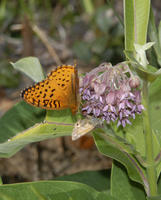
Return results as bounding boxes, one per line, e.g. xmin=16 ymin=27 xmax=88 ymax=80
xmin=0 ymin=101 xmax=74 ymax=158
xmin=0 ymin=121 xmax=73 ymax=158
xmin=111 ymin=161 xmax=146 ymax=200
xmin=10 ymin=57 xmax=45 ymax=82
xmin=0 ymin=181 xmax=107 ymax=200
xmin=124 ymin=116 xmax=145 ymax=157
xmin=149 ymin=75 xmax=161 ymax=132
xmin=56 ymin=170 xmax=110 ymax=192
xmin=96 ymin=192 xmax=117 ymax=200
xmin=149 ymin=76 xmax=161 ymax=178
xmin=93 ymin=131 xmax=147 ymax=185
xmin=147 ymin=196 xmax=161 ymax=200
xmin=124 ymin=117 xmax=160 ymax=160
xmin=124 ymin=0 xmax=150 ymax=50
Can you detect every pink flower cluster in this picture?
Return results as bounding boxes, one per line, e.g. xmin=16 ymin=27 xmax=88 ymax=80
xmin=80 ymin=62 xmax=144 ymax=127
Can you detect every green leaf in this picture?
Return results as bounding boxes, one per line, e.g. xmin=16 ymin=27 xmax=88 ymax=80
xmin=93 ymin=130 xmax=147 ymax=186
xmin=56 ymin=170 xmax=110 ymax=192
xmin=0 ymin=181 xmax=108 ymax=200
xmin=125 ymin=50 xmax=161 ymax=82
xmin=134 ymin=64 xmax=159 ymax=82
xmin=147 ymin=196 xmax=161 ymax=200
xmin=10 ymin=57 xmax=45 ymax=82
xmin=149 ymin=75 xmax=161 ymax=132
xmin=156 ymin=175 xmax=161 ymax=197
xmin=0 ymin=101 xmax=74 ymax=158
xmin=149 ymin=8 xmax=161 ymax=66
xmin=111 ymin=161 xmax=146 ymax=200
xmin=96 ymin=192 xmax=117 ymax=200
xmin=124 ymin=116 xmax=145 ymax=157
xmin=0 ymin=61 xmax=20 ymax=88
xmin=124 ymin=116 xmax=160 ymax=160
xmin=124 ymin=0 xmax=150 ymax=50
xmin=149 ymin=76 xmax=161 ymax=178
xmin=0 ymin=120 xmax=73 ymax=158
xmin=45 ymin=109 xmax=74 ymax=124
xmin=0 ymin=101 xmax=45 ymax=143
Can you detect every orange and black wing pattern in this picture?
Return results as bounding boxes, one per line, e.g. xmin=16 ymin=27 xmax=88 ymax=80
xmin=21 ymin=65 xmax=79 ymax=114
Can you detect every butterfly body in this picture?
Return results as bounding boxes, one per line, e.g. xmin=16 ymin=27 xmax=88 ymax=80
xmin=22 ymin=65 xmax=79 ymax=114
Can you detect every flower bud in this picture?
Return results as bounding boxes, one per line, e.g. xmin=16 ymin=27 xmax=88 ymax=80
xmin=129 ymin=76 xmax=140 ymax=88
xmin=106 ymin=91 xmax=116 ymax=105
xmin=93 ymin=82 xmax=106 ymax=96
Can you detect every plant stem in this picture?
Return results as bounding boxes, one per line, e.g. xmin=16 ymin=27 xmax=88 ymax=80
xmin=142 ymin=80 xmax=158 ymax=196
xmin=82 ymin=0 xmax=94 ymax=16
xmin=0 ymin=176 xmax=3 ymax=185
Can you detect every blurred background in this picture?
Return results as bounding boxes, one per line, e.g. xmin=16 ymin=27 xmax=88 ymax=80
xmin=0 ymin=0 xmax=160 ymax=184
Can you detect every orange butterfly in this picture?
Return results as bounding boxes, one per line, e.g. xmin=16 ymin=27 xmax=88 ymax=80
xmin=21 ymin=65 xmax=79 ymax=114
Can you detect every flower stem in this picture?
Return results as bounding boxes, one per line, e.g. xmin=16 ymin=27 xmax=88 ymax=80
xmin=142 ymin=80 xmax=157 ymax=196
xmin=0 ymin=176 xmax=3 ymax=185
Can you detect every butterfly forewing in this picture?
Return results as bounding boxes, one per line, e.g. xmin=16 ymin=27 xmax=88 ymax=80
xmin=22 ymin=65 xmax=79 ymax=114
xmin=69 ymin=66 xmax=79 ymax=114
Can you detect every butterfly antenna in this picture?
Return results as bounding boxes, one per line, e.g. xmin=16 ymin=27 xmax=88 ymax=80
xmin=74 ymin=59 xmax=77 ymax=68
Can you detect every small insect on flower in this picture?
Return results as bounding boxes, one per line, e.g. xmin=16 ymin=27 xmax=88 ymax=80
xmin=80 ymin=62 xmax=144 ymax=128
xmin=72 ymin=117 xmax=102 ymax=140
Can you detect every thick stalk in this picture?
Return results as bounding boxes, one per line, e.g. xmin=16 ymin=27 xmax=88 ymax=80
xmin=142 ymin=80 xmax=157 ymax=196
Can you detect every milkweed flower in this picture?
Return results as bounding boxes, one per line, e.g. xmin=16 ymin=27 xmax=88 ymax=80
xmin=80 ymin=62 xmax=144 ymax=127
